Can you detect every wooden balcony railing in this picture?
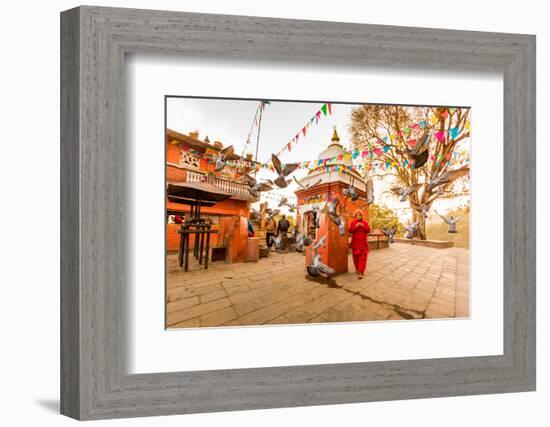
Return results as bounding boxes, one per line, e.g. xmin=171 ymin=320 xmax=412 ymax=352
xmin=183 ymin=170 xmax=257 ymax=201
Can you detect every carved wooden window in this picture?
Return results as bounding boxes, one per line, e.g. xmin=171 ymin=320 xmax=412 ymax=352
xmin=179 ymin=150 xmax=200 ymax=170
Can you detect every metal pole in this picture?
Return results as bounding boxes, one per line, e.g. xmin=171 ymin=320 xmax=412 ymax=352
xmin=253 ymin=102 xmax=263 ymax=177
xmin=184 ymin=224 xmax=190 ymax=272
xmin=204 ymin=225 xmax=211 ymax=270
xmin=199 ymin=223 xmax=206 ymax=265
xmin=178 ymin=224 xmax=184 ymax=267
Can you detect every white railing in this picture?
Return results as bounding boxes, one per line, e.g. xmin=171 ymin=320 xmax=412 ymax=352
xmin=183 ymin=170 xmax=255 ymax=200
xmin=212 ymin=176 xmax=252 ymax=199
xmin=186 ymin=170 xmax=207 ymax=183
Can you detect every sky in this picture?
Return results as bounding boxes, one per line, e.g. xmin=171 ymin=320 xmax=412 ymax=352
xmin=166 ymin=97 xmax=470 ymax=221
xmin=166 ymin=96 xmax=354 ymax=164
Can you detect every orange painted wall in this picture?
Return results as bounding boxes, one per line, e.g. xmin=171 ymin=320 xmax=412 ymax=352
xmin=166 ymin=224 xmax=221 ymax=253
xmin=299 ymin=179 xmax=370 ymax=275
xmin=166 ymin=143 xmax=182 ymax=163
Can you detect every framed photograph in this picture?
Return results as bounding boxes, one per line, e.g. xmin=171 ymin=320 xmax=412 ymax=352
xmin=61 ymin=6 xmax=536 ymax=420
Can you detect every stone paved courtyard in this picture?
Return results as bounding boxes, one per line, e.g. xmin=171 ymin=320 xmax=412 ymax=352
xmin=166 ymin=243 xmax=469 ymax=328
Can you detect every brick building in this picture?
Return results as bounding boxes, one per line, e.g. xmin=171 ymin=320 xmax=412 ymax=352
xmin=295 ymin=128 xmax=370 ymax=274
xmin=166 ymin=129 xmax=258 ymax=262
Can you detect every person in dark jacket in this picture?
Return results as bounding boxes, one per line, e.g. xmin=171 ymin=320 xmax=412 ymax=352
xmin=276 ymin=215 xmax=291 ymax=250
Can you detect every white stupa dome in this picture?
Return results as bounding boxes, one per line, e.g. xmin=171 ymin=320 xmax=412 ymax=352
xmin=316 ymin=126 xmax=353 ymax=167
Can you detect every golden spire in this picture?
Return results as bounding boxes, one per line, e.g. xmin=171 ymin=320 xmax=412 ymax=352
xmin=331 ymin=126 xmax=340 ymax=143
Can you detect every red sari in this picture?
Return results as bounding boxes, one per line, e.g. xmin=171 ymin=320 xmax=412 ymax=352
xmin=349 ymin=219 xmax=370 ymax=274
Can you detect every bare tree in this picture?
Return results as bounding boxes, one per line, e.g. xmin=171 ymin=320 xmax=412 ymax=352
xmin=349 ymin=105 xmax=470 ymax=239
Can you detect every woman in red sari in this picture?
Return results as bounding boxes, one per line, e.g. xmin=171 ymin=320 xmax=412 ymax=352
xmin=348 ymin=209 xmax=371 ymax=279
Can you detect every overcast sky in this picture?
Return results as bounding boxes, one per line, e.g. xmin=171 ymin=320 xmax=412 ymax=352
xmin=166 ymin=96 xmax=354 ymax=165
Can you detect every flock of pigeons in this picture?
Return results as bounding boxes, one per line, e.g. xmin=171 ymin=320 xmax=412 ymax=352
xmin=212 ymin=145 xmax=468 ymax=277
xmin=382 ymin=164 xmax=470 ymax=237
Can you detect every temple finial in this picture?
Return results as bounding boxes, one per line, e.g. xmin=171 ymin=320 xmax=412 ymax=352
xmin=331 ymin=126 xmax=340 ymax=143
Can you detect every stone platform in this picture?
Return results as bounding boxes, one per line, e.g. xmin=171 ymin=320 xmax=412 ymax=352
xmin=394 ymin=238 xmax=455 ymax=249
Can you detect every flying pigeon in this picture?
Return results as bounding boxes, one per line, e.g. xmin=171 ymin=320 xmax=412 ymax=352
xmin=404 ymin=221 xmax=419 ymax=239
xmin=271 ymin=153 xmax=299 ymax=188
xmin=402 ymin=130 xmax=431 ymax=168
xmin=265 ymin=208 xmax=280 ymax=223
xmin=389 ymin=184 xmax=423 ymax=202
xmin=241 ymin=173 xmax=273 ymax=197
xmin=410 ymin=200 xmax=430 ymax=218
xmin=427 ymin=165 xmax=470 ymax=192
xmin=384 ymin=129 xmax=431 ymax=168
xmin=278 ymin=197 xmax=288 ymax=207
xmin=295 ymin=232 xmax=313 ymax=252
xmin=293 ymin=176 xmax=322 ymax=189
xmin=326 ymin=197 xmax=341 ymax=226
xmin=343 ymin=178 xmax=360 ymax=201
xmin=435 ymin=210 xmax=467 ymax=233
xmin=360 ymin=179 xmax=375 ymax=208
xmin=213 ymin=145 xmax=240 ymax=171
xmin=381 ymin=226 xmax=397 ymax=243
xmin=277 ymin=196 xmax=297 ymax=212
xmin=338 ymin=216 xmax=346 ymax=236
xmin=311 ymin=205 xmax=321 ymax=228
xmin=313 ymin=234 xmax=327 ymax=249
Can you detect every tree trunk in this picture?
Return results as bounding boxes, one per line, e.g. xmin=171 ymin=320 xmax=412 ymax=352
xmin=412 ymin=210 xmax=427 ymax=240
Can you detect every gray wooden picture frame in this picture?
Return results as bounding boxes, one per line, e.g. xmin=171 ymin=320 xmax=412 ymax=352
xmin=60 ymin=5 xmax=536 ymax=421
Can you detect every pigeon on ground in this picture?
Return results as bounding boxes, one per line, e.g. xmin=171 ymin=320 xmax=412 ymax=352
xmin=271 ymin=153 xmax=299 ymax=188
xmin=307 ymin=234 xmax=335 ymax=277
xmin=307 ymin=254 xmax=336 ymax=277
